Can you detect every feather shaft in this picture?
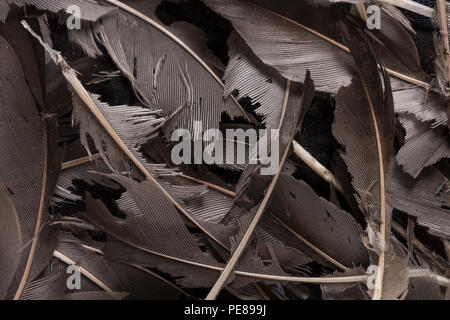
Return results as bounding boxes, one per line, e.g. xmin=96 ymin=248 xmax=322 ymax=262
xmin=22 ymin=20 xmax=228 ymax=250
xmin=103 ymin=0 xmax=249 ymax=121
xmin=206 ymin=76 xmax=314 ymax=300
xmin=247 ymin=2 xmax=430 ymax=89
xmin=13 ymin=127 xmax=48 ymax=300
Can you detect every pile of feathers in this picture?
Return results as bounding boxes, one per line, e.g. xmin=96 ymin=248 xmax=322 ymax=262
xmin=0 ymin=0 xmax=449 ymax=300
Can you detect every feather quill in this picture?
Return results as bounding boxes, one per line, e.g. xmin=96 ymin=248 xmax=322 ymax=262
xmin=261 ymin=175 xmax=370 ymax=271
xmin=204 ymin=0 xmax=449 ymax=129
xmin=332 ymin=22 xmax=407 ymax=299
xmin=53 ymin=232 xmax=188 ymax=299
xmin=22 ymin=20 xmax=234 ymax=249
xmin=205 ymin=73 xmax=315 ymax=299
xmin=0 ymin=33 xmax=61 ymax=299
xmin=80 ymin=174 xmax=370 ymax=288
xmin=69 ymin=0 xmax=251 ymax=138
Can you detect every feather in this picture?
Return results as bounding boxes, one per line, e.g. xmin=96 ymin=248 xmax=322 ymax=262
xmin=23 ymin=21 xmax=233 ymax=249
xmin=74 ymin=146 xmax=372 ymax=276
xmin=53 ymin=232 xmax=188 ymax=300
xmin=348 ymin=3 xmax=424 ymax=78
xmin=390 ymin=78 xmax=448 ymax=127
xmin=20 ymin=271 xmax=67 ymax=300
xmin=106 ymin=0 xmax=226 ymax=74
xmin=406 ymin=275 xmax=444 ymax=300
xmin=204 ymin=0 xmax=430 ymax=87
xmin=0 ymin=184 xmax=22 ymax=299
xmin=320 ymin=267 xmax=370 ymax=300
xmin=70 ymin=0 xmax=225 ymax=74
xmin=161 ymin=175 xmax=235 ymax=223
xmin=1 ymin=0 xmax=446 ymax=301
xmin=71 ymin=91 xmax=165 ymax=175
xmin=21 ymin=255 xmax=128 ymax=300
xmin=204 ymin=0 xmax=355 ymax=94
xmin=0 ymin=33 xmax=62 ymax=299
xmin=223 ymin=31 xmax=290 ymax=129
xmin=396 ymin=114 xmax=450 ymax=178
xmin=164 ymin=21 xmax=225 ymax=75
xmin=0 ymin=10 xmax=44 ymax=110
xmin=261 ymin=175 xmax=370 ymax=270
xmin=81 ymin=175 xmax=361 ymax=289
xmin=205 ymin=0 xmax=447 ymax=127
xmin=81 ymin=173 xmax=234 ymax=270
xmin=0 ymin=0 xmax=114 ymax=23
xmin=332 ymin=22 xmax=407 ymax=299
xmin=52 ymin=161 xmax=112 ymax=206
xmin=101 ymin=234 xmax=372 ymax=291
xmin=387 ymin=162 xmax=450 ymax=239
xmin=329 ymin=0 xmax=434 ymax=18
xmin=27 ymin=223 xmax=61 ymax=282
xmin=377 ymin=3 xmax=416 ymax=34
xmin=433 ymin=0 xmax=450 ymax=99
xmin=56 ymin=153 xmax=236 ymax=224
xmin=0 ymin=1 xmax=10 ymax=22
xmin=69 ymin=0 xmax=251 ymax=138
xmin=205 ymin=73 xmax=315 ymax=299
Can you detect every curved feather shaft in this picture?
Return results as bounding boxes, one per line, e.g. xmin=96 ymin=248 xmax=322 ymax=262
xmin=250 ymin=2 xmax=430 ymax=89
xmin=13 ymin=127 xmax=48 ymax=300
xmin=367 ymin=97 xmax=387 ymax=301
xmin=22 ymin=20 xmax=228 ymax=250
xmin=53 ymin=248 xmax=450 ymax=290
xmin=205 ymin=165 xmax=287 ymax=299
xmin=60 ymin=155 xmax=237 ymax=197
xmin=268 ymin=213 xmax=350 ymax=271
xmin=351 ymin=57 xmax=388 ymax=300
xmin=54 ymin=248 xmax=190 ymax=298
xmin=334 ymin=22 xmax=399 ymax=299
xmin=179 ymin=174 xmax=236 ymax=197
xmin=104 ymin=0 xmax=250 ymax=121
xmin=61 ymin=145 xmax=351 ymax=274
xmin=292 ymin=145 xmax=450 ymax=275
xmin=61 ymin=153 xmax=448 ymax=282
xmin=206 ymin=77 xmax=314 ymax=300
xmin=80 ymin=199 xmax=371 ymax=285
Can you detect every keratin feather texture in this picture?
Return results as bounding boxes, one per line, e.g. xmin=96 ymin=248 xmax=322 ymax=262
xmin=0 ymin=0 xmax=449 ymax=301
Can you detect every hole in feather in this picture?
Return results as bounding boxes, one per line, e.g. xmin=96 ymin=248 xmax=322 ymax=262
xmin=72 ymin=179 xmax=126 ymax=219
